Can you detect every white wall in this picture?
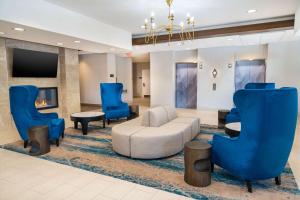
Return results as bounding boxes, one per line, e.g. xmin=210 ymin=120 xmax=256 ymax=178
xmin=80 ymin=53 xmax=133 ymax=105
xmin=133 ymin=63 xmax=150 ymax=97
xmin=267 ymin=41 xmax=300 ymax=112
xmin=150 ymin=51 xmax=175 ymax=107
xmin=107 ymin=54 xmax=117 ymax=83
xmin=198 ymin=45 xmax=268 ymax=109
xmin=295 ymin=6 xmax=300 ymax=36
xmin=79 ymin=54 xmax=107 ymax=105
xmin=150 ymin=46 xmax=267 ymax=109
xmin=116 ymin=56 xmax=133 ymax=103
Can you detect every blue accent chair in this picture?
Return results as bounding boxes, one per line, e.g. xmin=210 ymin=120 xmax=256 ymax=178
xmin=226 ymin=83 xmax=276 ymax=123
xmin=100 ymin=83 xmax=130 ymax=123
xmin=211 ymin=87 xmax=298 ymax=192
xmin=9 ymin=85 xmax=65 ymax=148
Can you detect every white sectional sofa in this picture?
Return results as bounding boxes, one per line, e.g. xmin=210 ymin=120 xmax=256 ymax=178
xmin=112 ymin=106 xmax=200 ymax=159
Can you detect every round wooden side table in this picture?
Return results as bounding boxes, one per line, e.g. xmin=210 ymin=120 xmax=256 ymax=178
xmin=28 ymin=125 xmax=50 ymax=156
xmin=225 ymin=122 xmax=241 ymax=137
xmin=184 ymin=141 xmax=212 ymax=187
xmin=218 ymin=109 xmax=230 ymax=129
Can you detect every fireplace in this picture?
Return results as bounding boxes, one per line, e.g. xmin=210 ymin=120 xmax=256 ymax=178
xmin=35 ymin=87 xmax=59 ymax=110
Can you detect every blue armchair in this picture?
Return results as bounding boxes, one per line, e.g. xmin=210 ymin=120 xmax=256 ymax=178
xmin=212 ymin=87 xmax=298 ymax=192
xmin=9 ymin=85 xmax=65 ymax=148
xmin=100 ymin=83 xmax=130 ymax=123
xmin=226 ymin=83 xmax=275 ymax=123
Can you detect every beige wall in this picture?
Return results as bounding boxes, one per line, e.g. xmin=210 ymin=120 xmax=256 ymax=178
xmin=79 ymin=54 xmax=108 ymax=105
xmin=0 ymin=38 xmax=80 ymax=144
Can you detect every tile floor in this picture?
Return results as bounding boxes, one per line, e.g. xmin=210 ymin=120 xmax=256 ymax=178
xmin=0 ymin=109 xmax=299 ymax=200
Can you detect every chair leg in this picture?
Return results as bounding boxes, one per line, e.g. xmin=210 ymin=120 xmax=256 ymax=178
xmin=246 ymin=181 xmax=252 ymax=193
xmin=211 ymin=163 xmax=214 ymax=173
xmin=61 ymin=132 xmax=64 ymax=139
xmin=24 ymin=140 xmax=28 ymax=148
xmin=275 ymin=175 xmax=281 ymax=185
xmin=107 ymin=119 xmax=110 ymax=125
xmin=56 ymin=139 xmax=59 ymax=147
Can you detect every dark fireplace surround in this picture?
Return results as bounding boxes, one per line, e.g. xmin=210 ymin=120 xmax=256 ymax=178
xmin=35 ymin=87 xmax=59 ymax=110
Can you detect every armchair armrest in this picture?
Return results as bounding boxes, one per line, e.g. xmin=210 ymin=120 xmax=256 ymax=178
xmin=40 ymin=112 xmax=58 ymax=119
xmin=33 ymin=112 xmax=58 ymax=119
xmin=230 ymin=108 xmax=239 ymax=114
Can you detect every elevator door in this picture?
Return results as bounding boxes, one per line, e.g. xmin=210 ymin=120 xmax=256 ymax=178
xmin=176 ymin=63 xmax=197 ymax=109
xmin=235 ymin=59 xmax=266 ymax=91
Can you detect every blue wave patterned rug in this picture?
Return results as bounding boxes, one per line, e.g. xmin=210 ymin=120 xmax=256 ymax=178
xmin=2 ymin=125 xmax=300 ymax=200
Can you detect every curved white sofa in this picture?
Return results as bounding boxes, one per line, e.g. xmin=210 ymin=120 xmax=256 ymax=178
xmin=112 ymin=106 xmax=200 ymax=159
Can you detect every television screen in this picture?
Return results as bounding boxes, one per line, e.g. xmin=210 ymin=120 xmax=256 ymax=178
xmin=12 ymin=48 xmax=58 ymax=78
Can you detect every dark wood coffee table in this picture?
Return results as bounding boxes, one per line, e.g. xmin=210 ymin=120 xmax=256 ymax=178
xmin=71 ymin=112 xmax=105 ymax=135
xmin=225 ymin=122 xmax=241 ymax=137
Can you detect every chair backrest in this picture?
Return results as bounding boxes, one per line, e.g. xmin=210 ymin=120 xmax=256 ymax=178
xmin=9 ymin=85 xmax=38 ymax=140
xmin=234 ymin=88 xmax=298 ymax=177
xmin=245 ymin=82 xmax=275 ymax=89
xmin=100 ymin=83 xmax=123 ymax=109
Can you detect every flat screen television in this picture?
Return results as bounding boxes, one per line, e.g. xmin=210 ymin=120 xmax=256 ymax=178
xmin=12 ymin=48 xmax=58 ymax=78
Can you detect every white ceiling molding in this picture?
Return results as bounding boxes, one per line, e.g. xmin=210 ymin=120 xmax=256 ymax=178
xmin=295 ymin=6 xmax=300 ymax=35
xmin=0 ymin=0 xmax=132 ymax=50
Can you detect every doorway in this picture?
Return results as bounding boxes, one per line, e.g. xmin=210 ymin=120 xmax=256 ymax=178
xmin=175 ymin=63 xmax=197 ymax=109
xmin=132 ymin=62 xmax=150 ymax=106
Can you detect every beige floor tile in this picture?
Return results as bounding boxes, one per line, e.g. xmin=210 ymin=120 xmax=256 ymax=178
xmin=151 ymin=190 xmax=191 ymax=200
xmin=101 ymin=181 xmax=136 ymax=200
xmin=122 ymin=188 xmax=156 ymax=200
xmin=43 ymin=184 xmax=80 ymax=200
xmin=64 ymin=178 xmax=114 ymax=200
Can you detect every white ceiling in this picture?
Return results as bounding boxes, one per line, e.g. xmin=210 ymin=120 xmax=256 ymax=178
xmin=46 ymin=0 xmax=299 ymax=34
xmin=0 ymin=20 xmax=128 ymax=54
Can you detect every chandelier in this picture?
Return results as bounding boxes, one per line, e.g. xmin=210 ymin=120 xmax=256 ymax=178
xmin=141 ymin=0 xmax=195 ymax=45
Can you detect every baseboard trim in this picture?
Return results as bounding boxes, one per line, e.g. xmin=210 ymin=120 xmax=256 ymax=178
xmin=81 ymin=103 xmax=101 ymax=107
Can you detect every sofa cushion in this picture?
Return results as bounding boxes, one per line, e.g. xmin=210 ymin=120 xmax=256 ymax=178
xmin=161 ymin=122 xmax=192 ymax=145
xmin=149 ymin=107 xmax=168 ymax=127
xmin=141 ymin=110 xmax=150 ymax=127
xmin=171 ymin=117 xmax=200 ymax=138
xmin=130 ymin=127 xmax=183 ymax=159
xmin=112 ymin=118 xmax=144 ymax=156
xmin=163 ymin=106 xmax=177 ymax=121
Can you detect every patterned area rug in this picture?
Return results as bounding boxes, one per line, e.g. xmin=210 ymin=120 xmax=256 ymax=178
xmin=2 ymin=125 xmax=300 ymax=200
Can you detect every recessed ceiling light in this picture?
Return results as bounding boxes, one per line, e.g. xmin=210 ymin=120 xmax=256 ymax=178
xmin=57 ymin=42 xmax=63 ymax=46
xmin=13 ymin=27 xmax=25 ymax=31
xmin=74 ymin=40 xmax=80 ymax=43
xmin=0 ymin=31 xmax=5 ymax=35
xmin=247 ymin=9 xmax=257 ymax=14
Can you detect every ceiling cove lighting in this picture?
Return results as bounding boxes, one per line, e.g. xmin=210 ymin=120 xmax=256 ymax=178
xmin=13 ymin=27 xmax=25 ymax=31
xmin=141 ymin=0 xmax=195 ymax=45
xmin=57 ymin=42 xmax=63 ymax=46
xmin=0 ymin=31 xmax=5 ymax=35
xmin=74 ymin=40 xmax=81 ymax=43
xmin=247 ymin=9 xmax=257 ymax=14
